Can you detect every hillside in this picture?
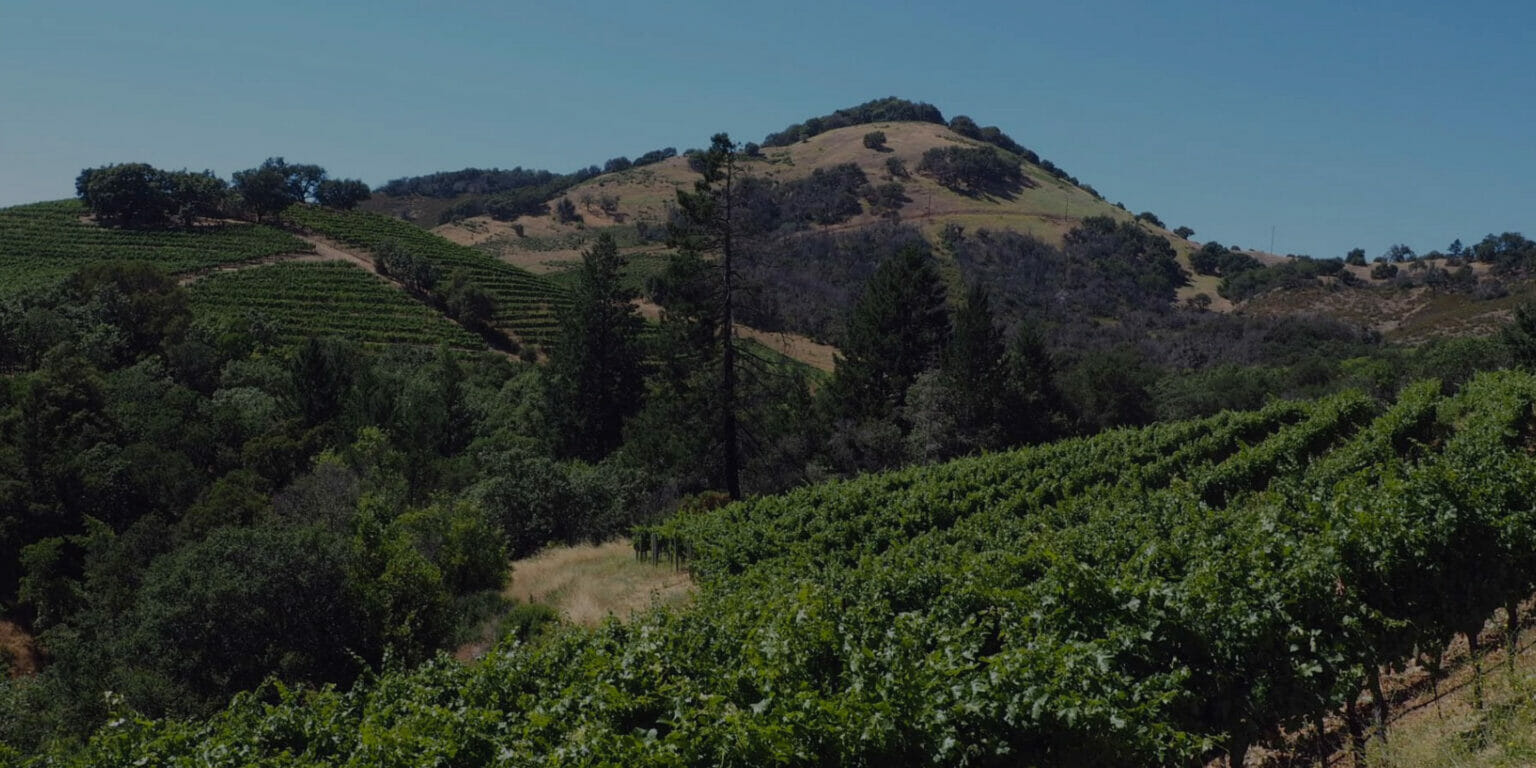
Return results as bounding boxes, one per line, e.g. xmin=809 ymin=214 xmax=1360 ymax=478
xmin=0 ymin=200 xmax=313 ymax=298
xmin=430 ymin=120 xmax=1168 ymax=275
xmin=43 ymin=370 xmax=1536 ymax=766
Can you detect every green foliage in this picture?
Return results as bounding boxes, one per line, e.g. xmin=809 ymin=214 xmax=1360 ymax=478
xmin=189 ymin=262 xmax=480 ymax=349
xmin=1135 ymin=210 xmax=1164 ymax=227
xmin=553 ymin=197 xmax=581 ymax=223
xmin=232 ymin=157 xmax=325 ymax=222
xmin=1345 ymin=247 xmax=1367 ymax=266
xmin=26 ymin=370 xmax=1536 ymax=766
xmin=547 ymin=234 xmax=645 ymax=461
xmin=828 ymin=245 xmax=950 ymax=421
xmin=76 ymin=164 xmax=229 ymax=229
xmin=916 ymin=144 xmax=1026 ymax=196
xmin=1219 ymin=257 xmax=1346 ymax=301
xmin=128 ymin=524 xmax=361 ymax=708
xmin=315 ymin=178 xmax=371 ymax=210
xmin=861 ymin=130 xmax=887 ymax=150
xmin=1189 ymin=241 xmax=1261 ymax=277
xmin=0 ymin=200 xmax=310 ymax=299
xmin=282 ymin=205 xmax=570 ymax=347
xmin=441 ymin=270 xmax=496 ymax=331
xmin=761 ymin=96 xmax=945 ymax=146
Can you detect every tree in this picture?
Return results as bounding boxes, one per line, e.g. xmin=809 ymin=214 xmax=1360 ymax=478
xmin=862 ymin=131 xmax=888 ymax=151
xmin=374 ymin=241 xmax=439 ymax=294
xmin=76 ymin=163 xmax=171 ymax=226
xmin=315 ymin=178 xmax=371 ymax=210
xmin=1501 ymin=302 xmax=1536 ymax=369
xmin=1382 ymin=243 xmax=1416 ymax=263
xmin=828 ymin=245 xmax=950 ymax=421
xmin=442 ymin=271 xmax=496 ymax=331
xmin=129 ymin=524 xmax=361 ymax=706
xmin=1345 ymin=248 xmax=1367 ymax=266
xmin=1135 ymin=211 xmax=1165 ymax=228
xmin=999 ymin=322 xmax=1064 ymax=444
xmin=1173 ymin=226 xmax=1195 ymax=239
xmin=934 ymin=283 xmax=1008 ymax=455
xmin=664 ymin=134 xmax=749 ymax=499
xmin=547 ymin=233 xmax=645 ymax=461
xmin=554 ymin=197 xmax=581 ymax=223
xmin=232 ymin=158 xmax=327 ymax=222
xmin=165 ymin=171 xmax=229 ymax=228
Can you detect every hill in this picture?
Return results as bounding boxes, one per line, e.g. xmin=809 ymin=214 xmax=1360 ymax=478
xmin=43 ymin=370 xmax=1536 ymax=766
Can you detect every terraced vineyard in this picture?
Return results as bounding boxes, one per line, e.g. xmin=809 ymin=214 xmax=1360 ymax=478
xmin=59 ymin=371 xmax=1536 ymax=766
xmin=188 ymin=261 xmax=482 ymax=349
xmin=283 ymin=205 xmax=570 ymax=347
xmin=0 ymin=200 xmax=311 ymax=297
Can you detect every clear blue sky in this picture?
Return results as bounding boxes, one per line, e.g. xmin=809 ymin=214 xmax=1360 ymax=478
xmin=3 ymin=0 xmax=1532 ymax=258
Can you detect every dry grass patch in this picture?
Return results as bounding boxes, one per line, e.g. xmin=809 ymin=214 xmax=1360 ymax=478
xmin=508 ymin=540 xmax=693 ymax=627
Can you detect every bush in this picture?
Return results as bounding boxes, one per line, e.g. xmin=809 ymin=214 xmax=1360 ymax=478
xmin=862 ymin=131 xmax=888 ymax=150
xmin=554 ymin=197 xmax=581 ymax=224
xmin=1370 ymin=262 xmax=1399 ymax=280
xmin=916 ymin=146 xmax=1025 ymax=196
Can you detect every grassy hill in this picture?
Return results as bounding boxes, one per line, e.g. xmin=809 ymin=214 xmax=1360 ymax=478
xmin=432 ymin=120 xmax=1163 ymax=270
xmin=49 ymin=370 xmax=1536 ymax=766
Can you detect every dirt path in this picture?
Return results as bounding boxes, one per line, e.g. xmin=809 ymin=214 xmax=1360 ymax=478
xmin=177 ymin=233 xmax=379 ymax=287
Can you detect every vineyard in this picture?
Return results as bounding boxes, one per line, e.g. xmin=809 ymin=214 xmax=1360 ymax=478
xmin=282 ymin=205 xmax=571 ymax=348
xmin=54 ymin=372 xmax=1536 ymax=766
xmin=0 ymin=200 xmax=311 ymax=297
xmin=188 ymin=261 xmax=483 ymax=349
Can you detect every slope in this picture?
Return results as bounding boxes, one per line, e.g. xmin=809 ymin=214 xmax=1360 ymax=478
xmin=52 ymin=370 xmax=1536 ymax=766
xmin=0 ymin=200 xmax=313 ymax=298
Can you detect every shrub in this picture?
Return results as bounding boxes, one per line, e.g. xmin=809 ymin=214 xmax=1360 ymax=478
xmin=916 ymin=146 xmax=1025 ymax=196
xmin=862 ymin=131 xmax=888 ymax=150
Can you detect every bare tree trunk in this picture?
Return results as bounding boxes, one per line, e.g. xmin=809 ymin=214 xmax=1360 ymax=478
xmin=1507 ymin=598 xmax=1520 ymax=681
xmin=1345 ymin=697 xmax=1367 ymax=768
xmin=1367 ymin=665 xmax=1389 ymax=744
xmin=719 ymin=148 xmax=741 ymax=501
xmin=1228 ymin=733 xmax=1248 ymax=768
xmin=1468 ymin=631 xmax=1484 ymax=710
xmin=1314 ymin=707 xmax=1329 ymax=767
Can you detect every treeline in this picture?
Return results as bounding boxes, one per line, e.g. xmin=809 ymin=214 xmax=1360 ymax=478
xmin=74 ymin=158 xmax=370 ymax=228
xmin=384 ymin=149 xmax=681 ymax=225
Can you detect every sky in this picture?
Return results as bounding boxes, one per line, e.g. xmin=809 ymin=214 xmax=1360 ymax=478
xmin=2 ymin=0 xmax=1532 ymax=259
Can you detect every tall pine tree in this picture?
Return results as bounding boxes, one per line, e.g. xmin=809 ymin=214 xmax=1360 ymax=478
xmin=547 ymin=233 xmax=645 ymax=462
xmin=625 ymin=135 xmax=751 ymax=498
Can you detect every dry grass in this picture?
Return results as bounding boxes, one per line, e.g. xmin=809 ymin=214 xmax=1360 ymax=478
xmin=0 ymin=619 xmax=39 ymax=678
xmin=1350 ymin=617 xmax=1536 ymax=767
xmin=507 ymin=540 xmax=694 ymax=627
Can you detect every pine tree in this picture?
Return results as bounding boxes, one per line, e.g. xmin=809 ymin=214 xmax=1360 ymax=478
xmin=830 ymin=245 xmax=950 ymax=421
xmin=942 ymin=283 xmax=1007 ymax=450
xmin=547 ymin=233 xmax=645 ymax=461
xmin=1000 ymin=323 xmax=1064 ymax=445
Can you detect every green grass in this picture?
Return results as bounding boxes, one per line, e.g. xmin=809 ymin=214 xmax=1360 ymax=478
xmin=0 ymin=199 xmax=311 ymax=298
xmin=282 ymin=205 xmax=571 ymax=348
xmin=189 ymin=261 xmax=482 ymax=349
